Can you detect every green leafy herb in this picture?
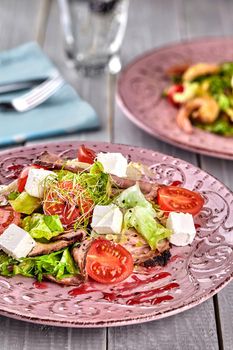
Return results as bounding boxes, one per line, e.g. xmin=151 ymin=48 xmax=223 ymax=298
xmin=9 ymin=192 xmax=41 ymax=215
xmin=0 ymin=252 xmax=15 ymax=276
xmin=22 ymin=213 xmax=64 ymax=241
xmin=194 ymin=115 xmax=233 ymax=136
xmin=124 ymin=206 xmax=171 ymax=250
xmin=0 ymin=248 xmax=79 ymax=281
xmin=7 ymin=191 xmax=20 ymax=201
xmin=115 ymin=183 xmax=156 ymax=217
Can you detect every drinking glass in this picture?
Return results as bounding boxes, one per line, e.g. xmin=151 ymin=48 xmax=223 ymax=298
xmin=58 ymin=0 xmax=130 ymax=74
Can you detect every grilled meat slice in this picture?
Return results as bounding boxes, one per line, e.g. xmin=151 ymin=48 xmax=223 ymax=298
xmin=51 ymin=229 xmax=86 ymax=242
xmin=143 ymin=250 xmax=171 ymax=268
xmin=34 ymin=151 xmax=160 ymax=194
xmin=45 ymin=274 xmax=84 ymax=285
xmin=72 ymin=239 xmax=93 ymax=279
xmin=116 ymin=229 xmax=171 ymax=267
xmin=28 ymin=240 xmax=76 ymax=257
xmin=28 ymin=231 xmax=85 ymax=257
xmin=110 ymin=175 xmax=160 ymax=194
xmin=33 ymin=151 xmax=84 ymax=173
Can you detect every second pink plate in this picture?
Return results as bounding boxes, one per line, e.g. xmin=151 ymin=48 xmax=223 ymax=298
xmin=117 ymin=37 xmax=233 ymax=160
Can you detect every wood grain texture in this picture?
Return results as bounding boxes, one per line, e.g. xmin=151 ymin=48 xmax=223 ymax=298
xmin=0 ymin=0 xmax=41 ymax=50
xmin=108 ymin=301 xmax=218 ymax=350
xmin=0 ymin=0 xmax=232 ymax=349
xmin=0 ymin=0 xmax=42 ymax=150
xmin=200 ymin=157 xmax=233 ymax=350
xmin=177 ymin=0 xmax=233 ymax=349
xmin=111 ymin=1 xmax=218 ymax=348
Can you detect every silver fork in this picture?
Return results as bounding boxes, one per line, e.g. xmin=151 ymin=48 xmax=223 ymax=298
xmin=0 ymin=75 xmax=65 ymax=112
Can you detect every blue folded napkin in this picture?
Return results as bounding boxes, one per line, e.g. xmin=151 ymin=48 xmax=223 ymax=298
xmin=0 ymin=42 xmax=100 ymax=146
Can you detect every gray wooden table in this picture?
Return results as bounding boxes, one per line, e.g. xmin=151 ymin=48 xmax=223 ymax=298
xmin=0 ymin=0 xmax=233 ymax=349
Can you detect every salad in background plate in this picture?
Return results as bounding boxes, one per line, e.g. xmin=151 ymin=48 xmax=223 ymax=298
xmin=164 ymin=61 xmax=233 ymax=136
xmin=0 ymin=145 xmax=204 ymax=286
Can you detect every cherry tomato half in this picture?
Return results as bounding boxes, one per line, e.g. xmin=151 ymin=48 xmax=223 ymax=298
xmin=86 ymin=238 xmax=134 ymax=284
xmin=157 ymin=186 xmax=204 ymax=216
xmin=0 ymin=206 xmax=21 ymax=235
xmin=77 ymin=145 xmax=96 ymax=164
xmin=43 ymin=181 xmax=93 ymax=227
xmin=17 ymin=165 xmax=47 ymax=193
xmin=166 ymin=84 xmax=184 ymax=106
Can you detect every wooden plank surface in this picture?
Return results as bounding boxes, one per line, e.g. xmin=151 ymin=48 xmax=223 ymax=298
xmin=178 ymin=0 xmax=233 ymax=349
xmin=0 ymin=0 xmax=233 ymax=349
xmin=110 ymin=0 xmax=218 ymax=349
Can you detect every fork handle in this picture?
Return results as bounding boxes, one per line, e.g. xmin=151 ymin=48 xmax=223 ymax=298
xmin=0 ymin=102 xmax=13 ymax=110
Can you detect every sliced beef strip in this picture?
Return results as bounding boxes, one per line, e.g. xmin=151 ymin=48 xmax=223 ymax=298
xmin=28 ymin=231 xmax=85 ymax=257
xmin=72 ymin=238 xmax=93 ymax=279
xmin=110 ymin=175 xmax=160 ymax=195
xmin=28 ymin=239 xmax=76 ymax=257
xmin=44 ymin=274 xmax=84 ymax=286
xmin=51 ymin=229 xmax=86 ymax=242
xmin=33 ymin=151 xmax=84 ymax=173
xmin=112 ymin=229 xmax=171 ymax=267
xmin=34 ymin=151 xmax=161 ymax=194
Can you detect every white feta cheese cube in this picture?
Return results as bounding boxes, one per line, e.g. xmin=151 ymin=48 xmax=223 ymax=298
xmin=96 ymin=152 xmax=128 ymax=178
xmin=0 ymin=224 xmax=36 ymax=259
xmin=166 ymin=212 xmax=196 ymax=246
xmin=91 ymin=204 xmax=123 ymax=234
xmin=25 ymin=168 xmax=56 ymax=198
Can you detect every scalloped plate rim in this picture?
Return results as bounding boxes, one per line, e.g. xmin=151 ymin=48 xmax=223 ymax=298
xmin=0 ymin=140 xmax=232 ymax=327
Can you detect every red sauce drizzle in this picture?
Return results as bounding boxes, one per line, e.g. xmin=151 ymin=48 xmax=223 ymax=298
xmin=6 ymin=164 xmax=25 ymax=179
xmin=170 ymin=180 xmax=182 ymax=186
xmin=68 ymin=284 xmax=98 ymax=296
xmin=33 ymin=281 xmax=48 ymax=289
xmin=169 ymin=255 xmax=182 ymax=263
xmin=68 ymin=272 xmax=179 ymax=306
xmin=104 ymin=282 xmax=179 ymax=304
xmin=128 ymin=294 xmax=174 ymax=305
xmin=195 ymin=223 xmax=201 ymax=229
xmin=116 ymin=272 xmax=171 ymax=293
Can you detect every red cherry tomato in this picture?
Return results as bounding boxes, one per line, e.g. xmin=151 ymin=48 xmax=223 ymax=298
xmin=157 ymin=186 xmax=204 ymax=216
xmin=77 ymin=145 xmax=96 ymax=164
xmin=43 ymin=181 xmax=93 ymax=227
xmin=17 ymin=165 xmax=47 ymax=193
xmin=17 ymin=166 xmax=31 ymax=193
xmin=0 ymin=206 xmax=21 ymax=235
xmin=166 ymin=84 xmax=184 ymax=106
xmin=86 ymin=239 xmax=134 ymax=284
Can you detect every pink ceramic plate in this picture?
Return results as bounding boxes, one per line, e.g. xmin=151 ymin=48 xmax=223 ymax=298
xmin=0 ymin=141 xmax=233 ymax=328
xmin=117 ymin=37 xmax=233 ymax=160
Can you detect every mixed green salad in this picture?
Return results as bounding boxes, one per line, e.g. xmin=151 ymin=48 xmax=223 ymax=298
xmin=165 ymin=62 xmax=233 ymax=136
xmin=0 ymin=146 xmax=204 ymax=285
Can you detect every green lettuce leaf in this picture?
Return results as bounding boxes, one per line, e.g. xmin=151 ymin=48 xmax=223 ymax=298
xmin=124 ymin=206 xmax=171 ymax=250
xmin=0 ymin=248 xmax=79 ymax=281
xmin=194 ymin=115 xmax=233 ymax=136
xmin=9 ymin=192 xmax=41 ymax=215
xmin=0 ymin=252 xmax=15 ymax=276
xmin=22 ymin=213 xmax=64 ymax=241
xmin=115 ymin=184 xmax=156 ymax=216
xmin=7 ymin=191 xmax=20 ymax=201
